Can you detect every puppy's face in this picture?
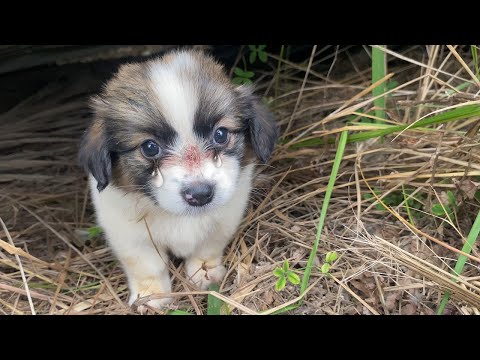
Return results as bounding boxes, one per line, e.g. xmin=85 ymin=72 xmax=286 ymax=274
xmin=80 ymin=50 xmax=278 ymax=216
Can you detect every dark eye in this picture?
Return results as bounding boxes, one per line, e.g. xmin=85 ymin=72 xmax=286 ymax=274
xmin=140 ymin=140 xmax=160 ymax=158
xmin=213 ymin=127 xmax=229 ymax=145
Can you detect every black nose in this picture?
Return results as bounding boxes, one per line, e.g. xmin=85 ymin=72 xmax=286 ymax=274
xmin=182 ymin=182 xmax=214 ymax=206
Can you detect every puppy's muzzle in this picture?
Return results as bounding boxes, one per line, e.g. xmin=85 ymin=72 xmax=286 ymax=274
xmin=182 ymin=182 xmax=214 ymax=206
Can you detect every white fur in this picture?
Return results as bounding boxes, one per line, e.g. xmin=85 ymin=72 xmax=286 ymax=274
xmin=147 ymin=54 xmax=241 ymax=217
xmin=149 ymin=54 xmax=198 ymax=143
xmin=89 ymin=164 xmax=254 ymax=310
xmin=151 ymin=152 xmax=240 ymax=216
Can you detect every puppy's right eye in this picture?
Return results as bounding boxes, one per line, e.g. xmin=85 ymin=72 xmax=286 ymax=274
xmin=213 ymin=127 xmax=229 ymax=145
xmin=140 ymin=140 xmax=161 ymax=158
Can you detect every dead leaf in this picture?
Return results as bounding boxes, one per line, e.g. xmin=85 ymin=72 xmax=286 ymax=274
xmin=264 ymin=290 xmax=274 ymax=305
xmin=236 ymin=262 xmax=250 ymax=286
xmin=365 ymin=279 xmax=376 ymax=290
xmin=439 ymin=191 xmax=450 ymax=205
xmin=442 ymin=304 xmax=456 ymax=315
xmin=0 ymin=238 xmax=48 ymax=265
xmin=292 ymin=247 xmax=306 ymax=262
xmin=385 ymin=291 xmax=401 ymax=311
xmin=400 ymin=303 xmax=417 ymax=315
xmin=350 ymin=280 xmax=370 ymax=296
xmin=239 ymin=238 xmax=251 ymax=265
xmin=421 ymin=307 xmax=435 ymax=315
xmin=362 ymin=306 xmax=373 ymax=315
xmin=230 ymin=282 xmax=257 ymax=303
xmin=454 ymin=179 xmax=479 ymax=200
xmin=344 ymin=306 xmax=358 ymax=315
xmin=437 ymin=223 xmax=444 ymax=237
xmin=71 ymin=293 xmax=113 ymax=313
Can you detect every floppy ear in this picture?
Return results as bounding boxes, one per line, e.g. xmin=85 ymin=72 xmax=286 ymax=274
xmin=238 ymin=87 xmax=279 ymax=163
xmin=78 ymin=119 xmax=112 ymax=192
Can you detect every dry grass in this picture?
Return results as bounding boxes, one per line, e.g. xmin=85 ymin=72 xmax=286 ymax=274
xmin=1 ymin=45 xmax=479 ymax=315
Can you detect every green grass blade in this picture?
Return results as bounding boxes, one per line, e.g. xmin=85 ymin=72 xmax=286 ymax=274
xmin=267 ymin=304 xmax=300 ymax=315
xmin=292 ymin=104 xmax=480 ymax=148
xmin=437 ymin=291 xmax=451 ymax=314
xmin=299 ymin=131 xmax=348 ymax=297
xmin=402 ymin=185 xmax=415 ymax=226
xmin=207 ymin=284 xmax=224 ymax=315
xmin=437 ymin=209 xmax=480 ymax=314
xmin=445 ymin=81 xmax=473 ymax=96
xmin=372 ymin=46 xmax=386 ymax=121
xmin=168 ymin=310 xmax=194 ymax=315
xmin=472 ymin=45 xmax=479 ymax=79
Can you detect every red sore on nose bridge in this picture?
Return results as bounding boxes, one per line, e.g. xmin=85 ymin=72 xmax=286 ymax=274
xmin=183 ymin=145 xmax=202 ymax=168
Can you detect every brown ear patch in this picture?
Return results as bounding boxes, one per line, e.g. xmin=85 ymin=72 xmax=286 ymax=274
xmin=236 ymin=87 xmax=278 ymax=164
xmin=249 ymin=100 xmax=278 ymax=163
xmin=78 ymin=118 xmax=112 ymax=192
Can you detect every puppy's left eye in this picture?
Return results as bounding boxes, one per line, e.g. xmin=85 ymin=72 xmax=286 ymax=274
xmin=213 ymin=127 xmax=229 ymax=145
xmin=140 ymin=140 xmax=161 ymax=158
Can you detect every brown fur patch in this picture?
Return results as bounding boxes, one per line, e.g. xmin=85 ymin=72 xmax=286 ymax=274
xmin=241 ymin=146 xmax=257 ymax=168
xmin=216 ymin=117 xmax=244 ymax=131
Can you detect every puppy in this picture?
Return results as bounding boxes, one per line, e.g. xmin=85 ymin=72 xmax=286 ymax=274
xmin=79 ymin=49 xmax=278 ymax=311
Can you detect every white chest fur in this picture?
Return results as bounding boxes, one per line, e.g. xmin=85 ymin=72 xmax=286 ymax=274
xmin=89 ymin=164 xmax=254 ymax=259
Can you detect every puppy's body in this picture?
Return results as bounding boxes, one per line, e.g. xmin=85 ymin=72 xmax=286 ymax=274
xmin=89 ymin=164 xmax=253 ymax=306
xmin=80 ymin=50 xmax=277 ymax=310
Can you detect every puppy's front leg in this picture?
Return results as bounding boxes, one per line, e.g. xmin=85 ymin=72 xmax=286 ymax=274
xmin=185 ymin=242 xmax=227 ymax=290
xmin=114 ymin=243 xmax=172 ymax=312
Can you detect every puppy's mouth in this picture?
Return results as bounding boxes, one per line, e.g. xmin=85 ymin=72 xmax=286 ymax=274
xmin=179 ymin=199 xmax=218 ymax=217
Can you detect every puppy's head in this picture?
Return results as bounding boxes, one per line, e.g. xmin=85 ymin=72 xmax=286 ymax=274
xmin=79 ymin=50 xmax=278 ymax=215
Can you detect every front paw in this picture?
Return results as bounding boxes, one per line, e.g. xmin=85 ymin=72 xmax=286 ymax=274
xmin=127 ymin=276 xmax=173 ymax=313
xmin=129 ymin=293 xmax=173 ymax=314
xmin=186 ymin=259 xmax=227 ymax=290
